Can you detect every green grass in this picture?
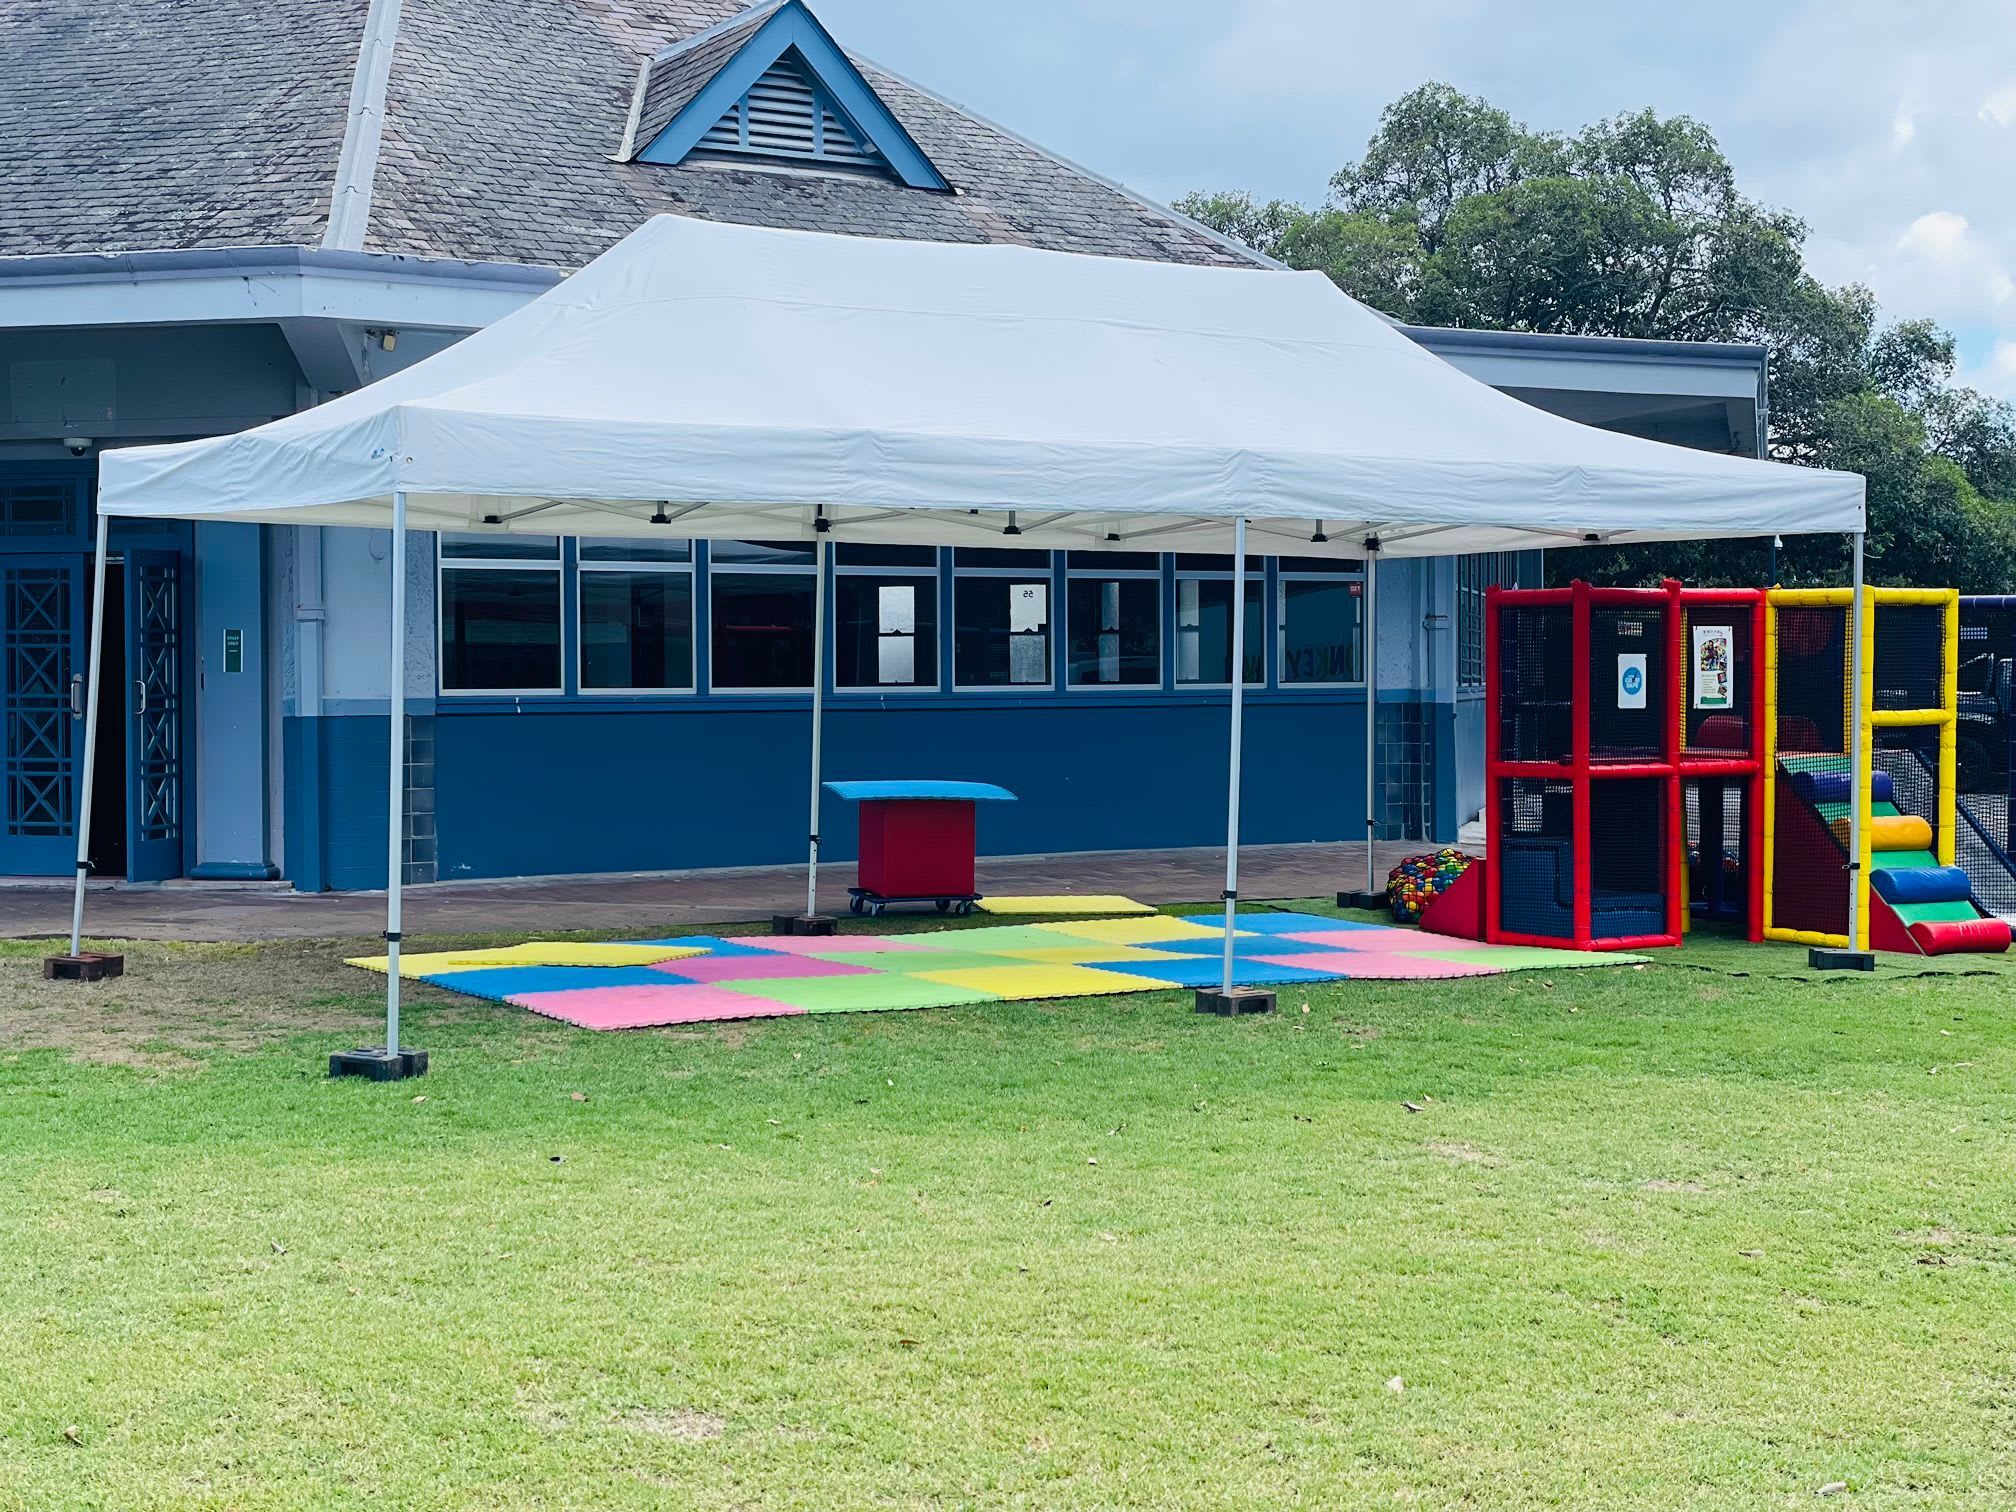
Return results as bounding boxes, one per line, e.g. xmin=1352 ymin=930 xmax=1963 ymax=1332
xmin=2 ymin=914 xmax=2014 ymax=1508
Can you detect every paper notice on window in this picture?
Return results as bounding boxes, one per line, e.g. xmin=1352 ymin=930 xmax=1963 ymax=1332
xmin=1177 ymin=628 xmax=1201 ymax=683
xmin=1691 ymin=624 xmax=1733 ymax=709
xmin=1098 ymin=630 xmax=1120 ymax=683
xmin=878 ymin=584 xmax=914 ymax=635
xmin=1177 ymin=578 xmax=1200 ymax=628
xmin=877 ymin=634 xmax=914 ymax=685
xmin=1009 ymin=633 xmax=1046 ymax=683
xmin=1009 ymin=584 xmax=1046 ymax=632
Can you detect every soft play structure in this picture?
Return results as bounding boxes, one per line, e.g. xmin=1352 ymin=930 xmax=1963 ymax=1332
xmin=1950 ymin=596 xmax=2016 ymax=915
xmin=1478 ymin=580 xmax=1766 ymax=950
xmin=1764 ymin=587 xmax=2011 ymax=956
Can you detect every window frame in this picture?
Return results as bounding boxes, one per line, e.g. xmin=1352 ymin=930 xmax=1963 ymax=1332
xmin=951 ymin=549 xmax=1057 ymax=693
xmin=1275 ymin=557 xmax=1366 ymax=689
xmin=1457 ymin=551 xmax=1520 ymax=689
xmin=573 ymin=538 xmax=697 ymax=697
xmin=435 ymin=533 xmax=566 ymax=698
xmin=833 ymin=545 xmax=943 ymax=694
xmin=705 ymin=539 xmax=821 ymax=695
xmin=1064 ymin=552 xmax=1164 ymax=691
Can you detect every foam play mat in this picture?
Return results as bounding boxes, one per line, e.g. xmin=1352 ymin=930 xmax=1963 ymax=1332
xmin=348 ymin=915 xmax=1647 ymax=1030
xmin=973 ymin=895 xmax=1155 ymax=915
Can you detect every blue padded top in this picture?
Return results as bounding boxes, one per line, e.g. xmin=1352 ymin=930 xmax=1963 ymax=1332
xmin=823 ymin=780 xmax=1018 ymax=803
xmin=1792 ymin=769 xmax=1894 ymax=806
xmin=1870 ymin=864 xmax=1974 ymax=906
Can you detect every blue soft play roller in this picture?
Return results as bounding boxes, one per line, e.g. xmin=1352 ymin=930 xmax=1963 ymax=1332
xmin=1792 ymin=770 xmax=1894 ymax=805
xmin=1870 ymin=865 xmax=1973 ymax=906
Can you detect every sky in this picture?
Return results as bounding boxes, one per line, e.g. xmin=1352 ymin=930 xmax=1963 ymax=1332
xmin=818 ymin=0 xmax=2016 ymax=399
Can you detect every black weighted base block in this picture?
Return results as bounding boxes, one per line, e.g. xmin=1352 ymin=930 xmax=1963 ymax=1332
xmin=1808 ymin=947 xmax=1877 ymax=972
xmin=1335 ymin=890 xmax=1388 ymax=912
xmin=772 ymin=914 xmax=839 ymax=937
xmin=43 ymin=952 xmax=124 ymax=982
xmin=1194 ymin=987 xmax=1278 ymax=1016
xmin=329 ymin=1047 xmax=429 ymax=1081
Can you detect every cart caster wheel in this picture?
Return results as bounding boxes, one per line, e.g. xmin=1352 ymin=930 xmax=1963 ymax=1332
xmin=869 ymin=901 xmax=885 ymax=917
xmin=956 ymin=901 xmax=975 ymax=916
xmin=849 ymin=895 xmax=865 ymax=915
xmin=935 ymin=899 xmax=951 ymax=914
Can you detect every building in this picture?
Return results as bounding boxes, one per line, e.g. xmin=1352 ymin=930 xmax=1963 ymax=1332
xmin=0 ymin=0 xmax=1769 ymax=889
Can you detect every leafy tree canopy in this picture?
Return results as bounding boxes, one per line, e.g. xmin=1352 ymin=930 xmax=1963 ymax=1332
xmin=1176 ymin=84 xmax=2016 ymax=590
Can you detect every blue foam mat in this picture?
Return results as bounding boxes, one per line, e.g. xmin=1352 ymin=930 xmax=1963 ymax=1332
xmin=1088 ymin=956 xmax=1340 ymax=987
xmin=421 ymin=964 xmax=696 ymax=1000
xmin=1177 ymin=912 xmax=1383 ymax=934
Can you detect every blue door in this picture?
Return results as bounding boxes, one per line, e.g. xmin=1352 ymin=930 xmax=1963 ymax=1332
xmin=124 ymin=548 xmax=185 ymax=881
xmin=0 ymin=556 xmax=86 ymax=875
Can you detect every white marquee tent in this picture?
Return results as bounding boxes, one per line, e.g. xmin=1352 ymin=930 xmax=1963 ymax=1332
xmin=89 ymin=216 xmax=1866 ymax=1060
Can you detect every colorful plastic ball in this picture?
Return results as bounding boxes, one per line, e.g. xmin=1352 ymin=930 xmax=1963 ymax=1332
xmin=1385 ymin=847 xmax=1475 ymax=923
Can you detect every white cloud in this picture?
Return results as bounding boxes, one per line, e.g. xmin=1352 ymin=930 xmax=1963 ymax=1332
xmin=1979 ymin=81 xmax=2016 ymax=126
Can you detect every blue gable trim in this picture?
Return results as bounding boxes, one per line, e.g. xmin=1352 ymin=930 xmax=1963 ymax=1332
xmin=637 ymin=2 xmax=950 ymax=192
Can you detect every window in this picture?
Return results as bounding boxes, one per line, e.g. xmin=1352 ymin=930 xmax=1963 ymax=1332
xmin=1457 ymin=551 xmax=1521 ymax=687
xmin=954 ymin=548 xmax=1052 ymax=689
xmin=1175 ymin=555 xmax=1264 ymax=686
xmin=835 ymin=544 xmax=938 ymax=689
xmin=579 ymin=538 xmax=694 ymax=692
xmin=1277 ymin=555 xmax=1363 ymax=685
xmin=709 ymin=540 xmax=816 ymax=690
xmin=439 ymin=535 xmax=562 ymax=692
xmin=1066 ymin=552 xmax=1160 ymax=687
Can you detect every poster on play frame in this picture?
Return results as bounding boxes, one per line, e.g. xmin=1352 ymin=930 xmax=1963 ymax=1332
xmin=1692 ymin=624 xmax=1734 ymax=709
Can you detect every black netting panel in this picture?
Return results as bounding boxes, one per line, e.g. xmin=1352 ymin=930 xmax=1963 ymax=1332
xmin=1682 ymin=606 xmax=1752 ymax=752
xmin=1685 ymin=777 xmax=1749 ymax=926
xmin=1955 ymin=602 xmax=2016 ymax=913
xmin=1589 ymin=606 xmax=1666 ymax=760
xmin=1875 ymin=725 xmax=1943 ymax=858
xmin=1774 ymin=606 xmax=1847 ymax=754
xmin=1497 ymin=605 xmax=1573 ymax=762
xmin=1498 ymin=777 xmax=1575 ymax=939
xmin=1873 ymin=603 xmax=1946 ymax=711
xmin=1589 ymin=778 xmax=1668 ymax=936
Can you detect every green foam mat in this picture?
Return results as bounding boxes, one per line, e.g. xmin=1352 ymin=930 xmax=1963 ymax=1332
xmin=1890 ymin=899 xmax=1981 ymax=924
xmin=719 ymin=974 xmax=997 ymax=1013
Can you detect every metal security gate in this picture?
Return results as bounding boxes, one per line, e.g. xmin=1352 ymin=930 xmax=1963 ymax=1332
xmin=0 ymin=556 xmax=85 ymax=875
xmin=124 ymin=548 xmax=185 ymax=881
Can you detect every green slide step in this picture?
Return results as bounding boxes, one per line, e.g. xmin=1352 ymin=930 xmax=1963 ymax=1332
xmin=1889 ymin=898 xmax=1982 ymax=925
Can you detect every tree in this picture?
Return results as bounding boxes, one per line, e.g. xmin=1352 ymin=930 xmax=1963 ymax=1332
xmin=1178 ymin=83 xmax=2016 ymax=591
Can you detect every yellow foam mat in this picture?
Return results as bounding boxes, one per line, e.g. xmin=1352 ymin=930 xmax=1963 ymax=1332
xmin=974 ymin=894 xmax=1154 ymax=916
xmin=1039 ymin=916 xmax=1234 ymax=945
xmin=346 ymin=941 xmax=709 ymax=977
xmin=985 ymin=942 xmax=1190 ymax=965
xmin=913 ymin=963 xmax=1179 ymax=999
xmin=1829 ymin=814 xmax=1934 ymax=852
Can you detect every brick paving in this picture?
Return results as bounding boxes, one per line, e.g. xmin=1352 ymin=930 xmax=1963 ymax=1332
xmin=6 ymin=842 xmax=1423 ymax=944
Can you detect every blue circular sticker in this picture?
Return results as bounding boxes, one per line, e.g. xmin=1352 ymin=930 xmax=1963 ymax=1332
xmin=1622 ymin=667 xmax=1644 ymax=696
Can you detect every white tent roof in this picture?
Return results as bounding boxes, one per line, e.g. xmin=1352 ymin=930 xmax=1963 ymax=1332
xmin=97 ymin=215 xmax=1862 ymax=557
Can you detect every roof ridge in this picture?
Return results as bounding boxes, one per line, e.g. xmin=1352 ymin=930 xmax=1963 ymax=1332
xmin=323 ymin=0 xmax=404 ymax=251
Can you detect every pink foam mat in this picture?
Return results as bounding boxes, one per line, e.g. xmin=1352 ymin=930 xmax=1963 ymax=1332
xmin=656 ymin=954 xmax=876 ymax=984
xmin=1281 ymin=928 xmax=1444 ymax=950
xmin=1255 ymin=952 xmax=1501 ymax=979
xmin=512 ymin=983 xmax=805 ymax=1029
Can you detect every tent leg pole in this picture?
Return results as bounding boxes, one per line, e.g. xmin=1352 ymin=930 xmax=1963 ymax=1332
xmin=1814 ymin=529 xmax=1874 ymax=972
xmin=1200 ymin=518 xmax=1271 ymax=1015
xmin=1337 ymin=537 xmax=1385 ymax=912
xmin=49 ymin=514 xmax=118 ymax=980
xmin=333 ymin=493 xmax=425 ymax=1077
xmin=777 ymin=533 xmax=835 ymax=935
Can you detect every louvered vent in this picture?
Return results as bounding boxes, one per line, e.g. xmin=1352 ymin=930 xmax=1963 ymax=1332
xmin=694 ymin=54 xmax=888 ymax=173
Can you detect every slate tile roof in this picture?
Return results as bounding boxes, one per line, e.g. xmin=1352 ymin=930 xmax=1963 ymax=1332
xmin=627 ymin=2 xmax=783 ymax=154
xmin=0 ymin=0 xmax=1258 ymax=272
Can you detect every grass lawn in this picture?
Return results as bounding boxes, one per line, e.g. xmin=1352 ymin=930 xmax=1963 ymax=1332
xmin=2 ymin=908 xmax=2013 ymax=1509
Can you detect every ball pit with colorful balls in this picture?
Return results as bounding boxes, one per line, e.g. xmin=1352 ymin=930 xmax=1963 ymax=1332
xmin=1385 ymin=847 xmax=1475 ymax=923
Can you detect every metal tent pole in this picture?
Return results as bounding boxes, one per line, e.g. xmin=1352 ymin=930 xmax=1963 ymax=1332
xmin=1201 ymin=519 xmax=1271 ymax=1013
xmin=61 ymin=513 xmax=112 ymax=967
xmin=1363 ymin=538 xmax=1380 ymax=896
xmin=1846 ymin=530 xmax=1867 ymax=954
xmin=807 ymin=534 xmax=828 ymax=918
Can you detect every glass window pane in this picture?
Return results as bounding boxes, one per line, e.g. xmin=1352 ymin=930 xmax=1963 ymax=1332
xmin=1066 ymin=551 xmax=1159 ymax=571
xmin=1067 ymin=577 xmax=1160 ymax=686
xmin=710 ymin=572 xmax=814 ymax=688
xmin=1173 ymin=554 xmax=1263 ymax=572
xmin=580 ymin=537 xmax=692 ymax=563
xmin=581 ymin=570 xmax=693 ymax=690
xmin=441 ymin=533 xmax=560 ymax=560
xmin=1281 ymin=578 xmax=1363 ymax=683
xmin=954 ymin=547 xmax=1051 ymax=570
xmin=711 ymin=539 xmax=816 ymax=566
xmin=837 ymin=575 xmax=938 ymax=688
xmin=440 ymin=569 xmax=562 ymax=690
xmin=837 ymin=544 xmax=937 ymax=567
xmin=1175 ymin=577 xmax=1264 ymax=685
xmin=955 ymin=575 xmax=1050 ymax=687
xmin=1277 ymin=554 xmax=1364 ymax=574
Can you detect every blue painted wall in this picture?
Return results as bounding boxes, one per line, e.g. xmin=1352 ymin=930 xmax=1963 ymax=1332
xmin=192 ymin=522 xmax=275 ymax=878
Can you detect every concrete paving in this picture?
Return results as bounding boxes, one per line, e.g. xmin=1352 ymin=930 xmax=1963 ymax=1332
xmin=7 ymin=841 xmax=1426 ymax=943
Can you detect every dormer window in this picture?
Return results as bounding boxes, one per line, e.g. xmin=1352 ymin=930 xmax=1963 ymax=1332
xmin=623 ymin=0 xmax=949 ymax=191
